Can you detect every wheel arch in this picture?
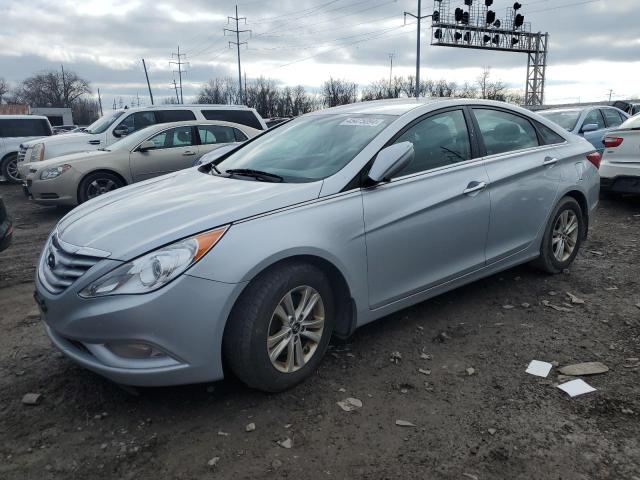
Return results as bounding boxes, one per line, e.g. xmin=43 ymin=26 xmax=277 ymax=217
xmin=1 ymin=151 xmax=18 ymax=162
xmin=76 ymin=169 xmax=128 ymax=204
xmin=232 ymin=254 xmax=357 ymax=340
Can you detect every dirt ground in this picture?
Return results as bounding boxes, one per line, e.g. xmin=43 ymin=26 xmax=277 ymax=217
xmin=0 ymin=182 xmax=639 ymax=480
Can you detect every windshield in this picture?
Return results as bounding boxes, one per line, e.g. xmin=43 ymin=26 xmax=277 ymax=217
xmin=538 ymin=110 xmax=581 ymax=131
xmin=86 ymin=111 xmax=125 ymax=134
xmin=216 ymin=114 xmax=394 ymax=182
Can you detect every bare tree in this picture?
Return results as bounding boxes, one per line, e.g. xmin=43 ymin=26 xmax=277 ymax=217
xmin=290 ymin=85 xmax=315 ymax=116
xmin=457 ymin=82 xmax=478 ymax=98
xmin=71 ymin=97 xmax=100 ymax=125
xmin=0 ymin=78 xmax=8 ymax=104
xmin=361 ymin=78 xmax=403 ymax=101
xmin=321 ymin=78 xmax=357 ymax=108
xmin=162 ymin=97 xmax=180 ymax=105
xmin=197 ymin=77 xmax=237 ymax=105
xmin=476 ymin=67 xmax=507 ymax=100
xmin=245 ymin=77 xmax=280 ymax=118
xmin=12 ymin=70 xmax=91 ymax=107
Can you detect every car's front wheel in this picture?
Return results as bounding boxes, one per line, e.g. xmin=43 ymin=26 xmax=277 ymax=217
xmin=1 ymin=154 xmax=20 ymax=184
xmin=78 ymin=172 xmax=124 ymax=204
xmin=223 ymin=262 xmax=335 ymax=392
xmin=533 ymin=196 xmax=585 ymax=274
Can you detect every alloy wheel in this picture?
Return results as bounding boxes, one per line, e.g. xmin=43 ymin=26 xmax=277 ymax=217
xmin=267 ymin=285 xmax=325 ymax=373
xmin=552 ymin=210 xmax=579 ymax=262
xmin=87 ymin=178 xmax=119 ymax=199
xmin=5 ymin=157 xmax=20 ymax=183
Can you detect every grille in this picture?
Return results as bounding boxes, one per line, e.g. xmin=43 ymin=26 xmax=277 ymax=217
xmin=17 ymin=145 xmax=28 ymax=163
xmin=39 ymin=234 xmax=101 ymax=294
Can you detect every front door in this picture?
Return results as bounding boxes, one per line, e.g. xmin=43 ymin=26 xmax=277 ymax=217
xmin=130 ymin=125 xmax=199 ymax=182
xmin=471 ymin=107 xmax=562 ymax=264
xmin=362 ymin=108 xmax=491 ymax=309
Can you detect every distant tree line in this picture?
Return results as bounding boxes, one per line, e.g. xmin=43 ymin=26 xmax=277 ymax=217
xmin=0 ymin=70 xmax=100 ymax=125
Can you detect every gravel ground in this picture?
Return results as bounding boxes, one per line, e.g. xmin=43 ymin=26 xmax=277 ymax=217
xmin=0 ymin=183 xmax=639 ymax=480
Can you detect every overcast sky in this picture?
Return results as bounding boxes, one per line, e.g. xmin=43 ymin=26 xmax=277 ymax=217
xmin=0 ymin=0 xmax=638 ymax=109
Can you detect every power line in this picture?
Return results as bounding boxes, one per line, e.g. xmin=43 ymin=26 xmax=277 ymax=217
xmin=525 ymin=0 xmax=601 ymax=14
xmin=224 ymin=5 xmax=251 ymax=104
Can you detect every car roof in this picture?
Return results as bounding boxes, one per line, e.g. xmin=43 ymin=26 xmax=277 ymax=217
xmin=137 ymin=119 xmax=261 ymax=132
xmin=111 ymin=104 xmax=257 ymax=114
xmin=0 ymin=115 xmax=49 ymax=120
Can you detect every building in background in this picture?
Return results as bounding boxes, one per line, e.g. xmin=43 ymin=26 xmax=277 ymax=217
xmin=0 ymin=105 xmax=73 ymax=126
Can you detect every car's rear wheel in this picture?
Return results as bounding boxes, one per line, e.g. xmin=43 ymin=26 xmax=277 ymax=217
xmin=1 ymin=154 xmax=20 ymax=184
xmin=78 ymin=172 xmax=124 ymax=204
xmin=533 ymin=196 xmax=585 ymax=274
xmin=223 ymin=262 xmax=335 ymax=392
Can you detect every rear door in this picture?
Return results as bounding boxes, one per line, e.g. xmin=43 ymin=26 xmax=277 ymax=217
xmin=472 ymin=107 xmax=562 ymax=264
xmin=362 ymin=107 xmax=491 ymax=308
xmin=129 ymin=125 xmax=198 ymax=181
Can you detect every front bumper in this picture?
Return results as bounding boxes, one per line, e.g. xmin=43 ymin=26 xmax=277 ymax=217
xmin=24 ymin=170 xmax=79 ymax=206
xmin=36 ymin=264 xmax=246 ymax=387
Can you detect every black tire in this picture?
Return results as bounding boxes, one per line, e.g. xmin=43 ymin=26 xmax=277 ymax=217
xmin=78 ymin=172 xmax=124 ymax=204
xmin=1 ymin=154 xmax=20 ymax=184
xmin=533 ymin=196 xmax=585 ymax=274
xmin=223 ymin=262 xmax=335 ymax=392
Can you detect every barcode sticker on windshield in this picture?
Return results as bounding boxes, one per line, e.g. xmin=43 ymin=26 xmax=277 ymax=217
xmin=340 ymin=118 xmax=384 ymax=127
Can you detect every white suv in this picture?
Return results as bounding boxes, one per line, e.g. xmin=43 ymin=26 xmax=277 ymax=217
xmin=1 ymin=115 xmax=53 ymax=183
xmin=17 ymin=105 xmax=267 ymax=177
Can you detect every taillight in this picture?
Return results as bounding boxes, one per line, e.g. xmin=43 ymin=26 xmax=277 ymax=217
xmin=586 ymin=152 xmax=601 ymax=169
xmin=603 ymin=136 xmax=624 ymax=148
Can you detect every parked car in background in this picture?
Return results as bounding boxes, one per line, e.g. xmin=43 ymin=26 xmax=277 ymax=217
xmin=265 ymin=117 xmax=291 ymax=129
xmin=600 ymin=114 xmax=640 ymax=195
xmin=52 ymin=125 xmax=79 ymax=135
xmin=21 ymin=120 xmax=261 ymax=206
xmin=0 ymin=115 xmax=53 ymax=183
xmin=17 ymin=105 xmax=268 ymax=170
xmin=538 ymin=106 xmax=629 ymax=153
xmin=612 ymin=101 xmax=640 ymax=117
xmin=0 ymin=195 xmax=12 ymax=252
xmin=35 ymin=98 xmax=600 ymax=391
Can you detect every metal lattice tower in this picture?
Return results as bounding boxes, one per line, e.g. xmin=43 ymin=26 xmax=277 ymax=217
xmin=430 ymin=0 xmax=549 ymax=106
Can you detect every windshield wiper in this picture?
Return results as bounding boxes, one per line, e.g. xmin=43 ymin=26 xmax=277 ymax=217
xmin=225 ymin=168 xmax=283 ymax=183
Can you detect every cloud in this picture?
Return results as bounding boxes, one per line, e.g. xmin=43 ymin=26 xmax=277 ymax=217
xmin=0 ymin=0 xmax=639 ymax=107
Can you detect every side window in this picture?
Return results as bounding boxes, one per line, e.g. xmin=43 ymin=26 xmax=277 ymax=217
xmin=115 ymin=112 xmax=157 ymax=136
xmin=391 ymin=109 xmax=472 ymax=178
xmin=201 ymin=110 xmax=263 ymax=130
xmin=155 ymin=110 xmax=196 ymax=123
xmin=582 ymin=109 xmax=605 ymax=130
xmin=535 ymin=121 xmax=565 ymax=145
xmin=602 ymin=109 xmax=623 ymax=128
xmin=0 ymin=119 xmax=51 ymax=138
xmin=234 ymin=128 xmax=248 ymax=142
xmin=146 ymin=126 xmax=193 ymax=149
xmin=473 ymin=108 xmax=539 ymax=155
xmin=197 ymin=125 xmax=235 ymax=145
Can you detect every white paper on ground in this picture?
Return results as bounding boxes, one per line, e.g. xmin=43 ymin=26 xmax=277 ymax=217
xmin=526 ymin=360 xmax=553 ymax=378
xmin=557 ymin=379 xmax=597 ymax=397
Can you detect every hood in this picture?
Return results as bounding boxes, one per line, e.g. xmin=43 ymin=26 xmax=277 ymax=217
xmin=22 ymin=132 xmax=91 ymax=148
xmin=31 ymin=149 xmax=114 ymax=169
xmin=56 ymin=168 xmax=323 ymax=260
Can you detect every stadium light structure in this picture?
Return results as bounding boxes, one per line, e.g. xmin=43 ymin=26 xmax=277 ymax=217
xmin=430 ymin=0 xmax=549 ymax=105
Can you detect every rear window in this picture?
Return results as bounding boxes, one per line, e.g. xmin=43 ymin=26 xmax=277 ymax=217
xmin=0 ymin=118 xmax=51 ymax=138
xmin=155 ymin=110 xmax=196 ymax=123
xmin=620 ymin=114 xmax=640 ymax=130
xmin=201 ymin=110 xmax=263 ymax=130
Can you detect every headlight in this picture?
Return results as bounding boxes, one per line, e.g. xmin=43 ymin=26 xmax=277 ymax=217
xmin=79 ymin=226 xmax=229 ymax=298
xmin=32 ymin=143 xmax=45 ymax=161
xmin=40 ymin=164 xmax=71 ymax=180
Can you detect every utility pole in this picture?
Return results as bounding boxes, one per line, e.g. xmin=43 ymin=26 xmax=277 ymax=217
xmin=404 ymin=0 xmax=432 ymax=98
xmin=60 ymin=64 xmax=67 ymax=107
xmin=388 ymin=53 xmax=395 ymax=89
xmin=136 ymin=92 xmax=141 ymax=107
xmin=244 ymin=71 xmax=248 ymax=105
xmin=97 ymin=88 xmax=103 ymax=116
xmin=225 ymin=5 xmax=251 ymax=104
xmin=142 ymin=58 xmax=154 ymax=105
xmin=112 ymin=98 xmax=116 ymax=110
xmin=170 ymin=46 xmax=188 ymax=103
xmin=608 ymin=89 xmax=614 ymax=103
xmin=171 ymin=79 xmax=180 ymax=103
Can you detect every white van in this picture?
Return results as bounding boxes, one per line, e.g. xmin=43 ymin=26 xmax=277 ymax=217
xmin=17 ymin=105 xmax=267 ymax=175
xmin=1 ymin=115 xmax=53 ymax=183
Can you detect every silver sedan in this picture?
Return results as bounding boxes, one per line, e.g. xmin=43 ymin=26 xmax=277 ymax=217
xmin=35 ymin=99 xmax=600 ymax=392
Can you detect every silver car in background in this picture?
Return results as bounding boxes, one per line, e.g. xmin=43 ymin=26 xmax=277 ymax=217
xmin=35 ymin=99 xmax=600 ymax=392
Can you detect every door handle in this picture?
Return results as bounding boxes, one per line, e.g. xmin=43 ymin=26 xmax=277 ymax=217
xmin=543 ymin=156 xmax=559 ymax=166
xmin=88 ymin=140 xmax=101 ymax=145
xmin=182 ymin=151 xmax=196 ymax=156
xmin=463 ymin=181 xmax=487 ymax=195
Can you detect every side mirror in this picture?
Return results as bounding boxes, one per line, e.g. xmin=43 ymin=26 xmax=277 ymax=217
xmin=368 ymin=142 xmax=414 ymax=183
xmin=138 ymin=140 xmax=156 ymax=152
xmin=581 ymin=123 xmax=599 ymax=133
xmin=113 ymin=126 xmax=129 ymax=138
